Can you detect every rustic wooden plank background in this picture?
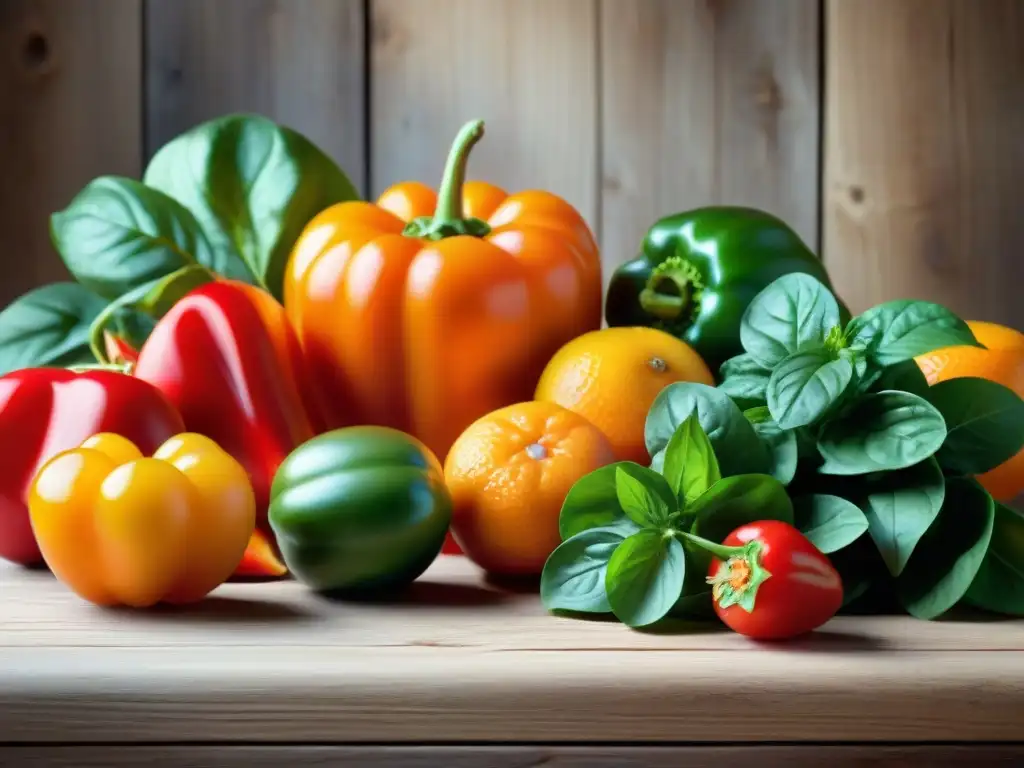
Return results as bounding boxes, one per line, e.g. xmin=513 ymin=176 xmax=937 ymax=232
xmin=0 ymin=0 xmax=1021 ymax=326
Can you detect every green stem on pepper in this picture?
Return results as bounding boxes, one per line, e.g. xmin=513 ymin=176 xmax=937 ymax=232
xmin=87 ymin=300 xmax=126 ymax=366
xmin=638 ymin=255 xmax=705 ymax=326
xmin=402 ymin=120 xmax=492 ymax=241
xmin=677 ymin=530 xmax=772 ymax=613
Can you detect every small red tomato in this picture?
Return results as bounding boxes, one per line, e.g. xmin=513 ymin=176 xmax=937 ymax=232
xmin=705 ymin=520 xmax=843 ymax=640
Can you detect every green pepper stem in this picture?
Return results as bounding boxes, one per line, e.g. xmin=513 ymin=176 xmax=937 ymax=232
xmin=68 ymin=362 xmax=133 ymax=375
xmin=434 ymin=120 xmax=484 ymax=223
xmin=402 ymin=120 xmax=492 ymax=241
xmin=638 ymin=255 xmax=704 ymax=325
xmin=87 ymin=301 xmax=123 ymax=366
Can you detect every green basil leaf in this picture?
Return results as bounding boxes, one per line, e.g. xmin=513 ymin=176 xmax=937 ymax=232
xmin=926 ymin=378 xmax=1024 ymax=476
xmin=540 ymin=524 xmax=638 ymax=614
xmin=690 ymin=473 xmax=795 ymax=544
xmin=852 ymin=458 xmax=946 ymax=577
xmin=718 ymin=373 xmax=769 ymax=409
xmin=964 ymin=503 xmax=1024 ymax=616
xmin=739 ymin=273 xmax=841 ymax=368
xmin=605 ymin=530 xmax=685 ymax=627
xmin=719 ymin=352 xmax=769 ymax=379
xmin=817 ymin=391 xmax=947 ymax=475
xmin=0 ymin=283 xmax=107 ymax=375
xmin=668 ymin=551 xmax=716 ymax=619
xmin=869 ymin=358 xmax=932 ymax=399
xmin=744 ymin=406 xmax=798 ymax=485
xmin=794 ymin=426 xmax=820 ymax=460
xmin=50 ymin=176 xmax=219 ymax=300
xmin=718 ymin=352 xmax=770 ymax=408
xmin=645 ymin=382 xmax=769 ymax=479
xmin=897 ymin=477 xmax=995 ymax=620
xmin=615 ymin=463 xmax=676 ymax=527
xmin=144 ymin=114 xmax=360 ymax=300
xmin=662 ymin=414 xmax=721 ymax=507
xmin=794 ymin=494 xmax=869 ymax=554
xmin=767 ymin=349 xmax=854 ymax=429
xmin=846 ymin=300 xmax=981 ymax=366
xmin=132 ymin=264 xmax=218 ymax=317
xmin=559 ymin=461 xmax=636 ymax=540
xmin=111 ymin=306 xmax=156 ymax=349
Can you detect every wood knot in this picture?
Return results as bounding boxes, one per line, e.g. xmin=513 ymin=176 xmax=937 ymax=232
xmin=22 ymin=31 xmax=50 ymax=72
xmin=602 ymin=175 xmax=623 ymax=192
xmin=755 ymin=73 xmax=783 ymax=113
xmin=848 ymin=185 xmax=865 ymax=204
xmin=371 ymin=13 xmax=406 ymax=54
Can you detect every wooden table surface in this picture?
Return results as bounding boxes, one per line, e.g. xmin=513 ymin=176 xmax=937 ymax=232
xmin=1 ymin=555 xmax=1023 ymax=765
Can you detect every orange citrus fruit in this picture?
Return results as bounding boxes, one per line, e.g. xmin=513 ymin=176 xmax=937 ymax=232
xmin=916 ymin=320 xmax=1024 ymax=502
xmin=444 ymin=400 xmax=616 ymax=576
xmin=534 ymin=326 xmax=715 ymax=465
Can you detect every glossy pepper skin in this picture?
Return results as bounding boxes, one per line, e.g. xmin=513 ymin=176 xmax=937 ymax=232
xmin=28 ymin=432 xmax=256 ymax=607
xmin=702 ymin=520 xmax=844 ymax=640
xmin=133 ymin=279 xmax=325 ymax=578
xmin=0 ymin=369 xmax=184 ymax=566
xmin=282 ymin=119 xmax=603 ymax=465
xmin=268 ymin=426 xmax=452 ymax=595
xmin=604 ymin=207 xmax=846 ymax=374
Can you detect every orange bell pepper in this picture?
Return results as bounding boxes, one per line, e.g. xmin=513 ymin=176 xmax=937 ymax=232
xmin=282 ymin=119 xmax=603 ymax=464
xmin=27 ymin=432 xmax=256 ymax=607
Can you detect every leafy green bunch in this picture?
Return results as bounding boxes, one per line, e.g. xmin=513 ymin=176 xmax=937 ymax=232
xmin=0 ymin=114 xmax=360 ymax=376
xmin=540 ymin=414 xmax=793 ymax=628
xmin=708 ymin=273 xmax=1024 ymax=619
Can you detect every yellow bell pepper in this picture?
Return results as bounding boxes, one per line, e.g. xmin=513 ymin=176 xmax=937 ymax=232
xmin=28 ymin=432 xmax=256 ymax=607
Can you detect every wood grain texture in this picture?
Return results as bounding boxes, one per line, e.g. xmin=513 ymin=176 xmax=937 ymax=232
xmin=0 ymin=557 xmax=1022 ymax=744
xmin=2 ymin=557 xmax=1023 ymax=651
xmin=823 ymin=0 xmax=1024 ymax=320
xmin=600 ymin=0 xmax=822 ymax=278
xmin=3 ymin=746 xmax=1023 ymax=768
xmin=370 ymin=0 xmax=598 ymax=232
xmin=0 ymin=0 xmax=142 ymax=305
xmin=145 ymin=0 xmax=367 ymax=194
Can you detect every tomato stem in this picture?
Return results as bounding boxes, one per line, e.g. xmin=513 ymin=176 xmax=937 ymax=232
xmin=678 ymin=531 xmax=771 ymax=613
xmin=676 ymin=530 xmax=744 ymax=561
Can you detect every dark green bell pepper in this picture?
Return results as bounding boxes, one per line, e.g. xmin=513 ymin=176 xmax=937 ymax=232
xmin=604 ymin=206 xmax=846 ymax=374
xmin=268 ymin=425 xmax=452 ymax=595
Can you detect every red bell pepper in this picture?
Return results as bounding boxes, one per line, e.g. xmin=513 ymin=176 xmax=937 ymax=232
xmin=687 ymin=520 xmax=843 ymax=640
xmin=0 ymin=369 xmax=185 ymax=566
xmin=133 ymin=279 xmax=327 ymax=578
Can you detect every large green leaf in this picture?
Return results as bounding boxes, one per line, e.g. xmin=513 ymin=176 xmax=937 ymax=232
xmin=144 ymin=113 xmax=360 ymax=300
xmin=793 ymin=494 xmax=869 ymax=554
xmin=540 ymin=524 xmax=637 ymax=614
xmin=739 ymin=273 xmax=840 ymax=368
xmin=605 ymin=530 xmax=685 ymax=628
xmin=964 ymin=503 xmax=1024 ymax=616
xmin=50 ymin=176 xmax=220 ymax=299
xmin=0 ymin=283 xmax=107 ymax=374
xmin=846 ymin=300 xmax=981 ymax=365
xmin=817 ymin=391 xmax=947 ymax=475
xmin=559 ymin=461 xmax=635 ymax=540
xmin=927 ymin=377 xmax=1024 ymax=476
xmin=645 ymin=382 xmax=769 ymax=478
xmin=767 ymin=348 xmax=853 ymax=429
xmin=852 ymin=458 xmax=946 ymax=577
xmin=897 ymin=477 xmax=995 ymax=620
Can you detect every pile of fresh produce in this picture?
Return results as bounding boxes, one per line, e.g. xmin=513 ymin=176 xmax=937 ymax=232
xmin=1 ymin=114 xmax=1022 ymax=642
